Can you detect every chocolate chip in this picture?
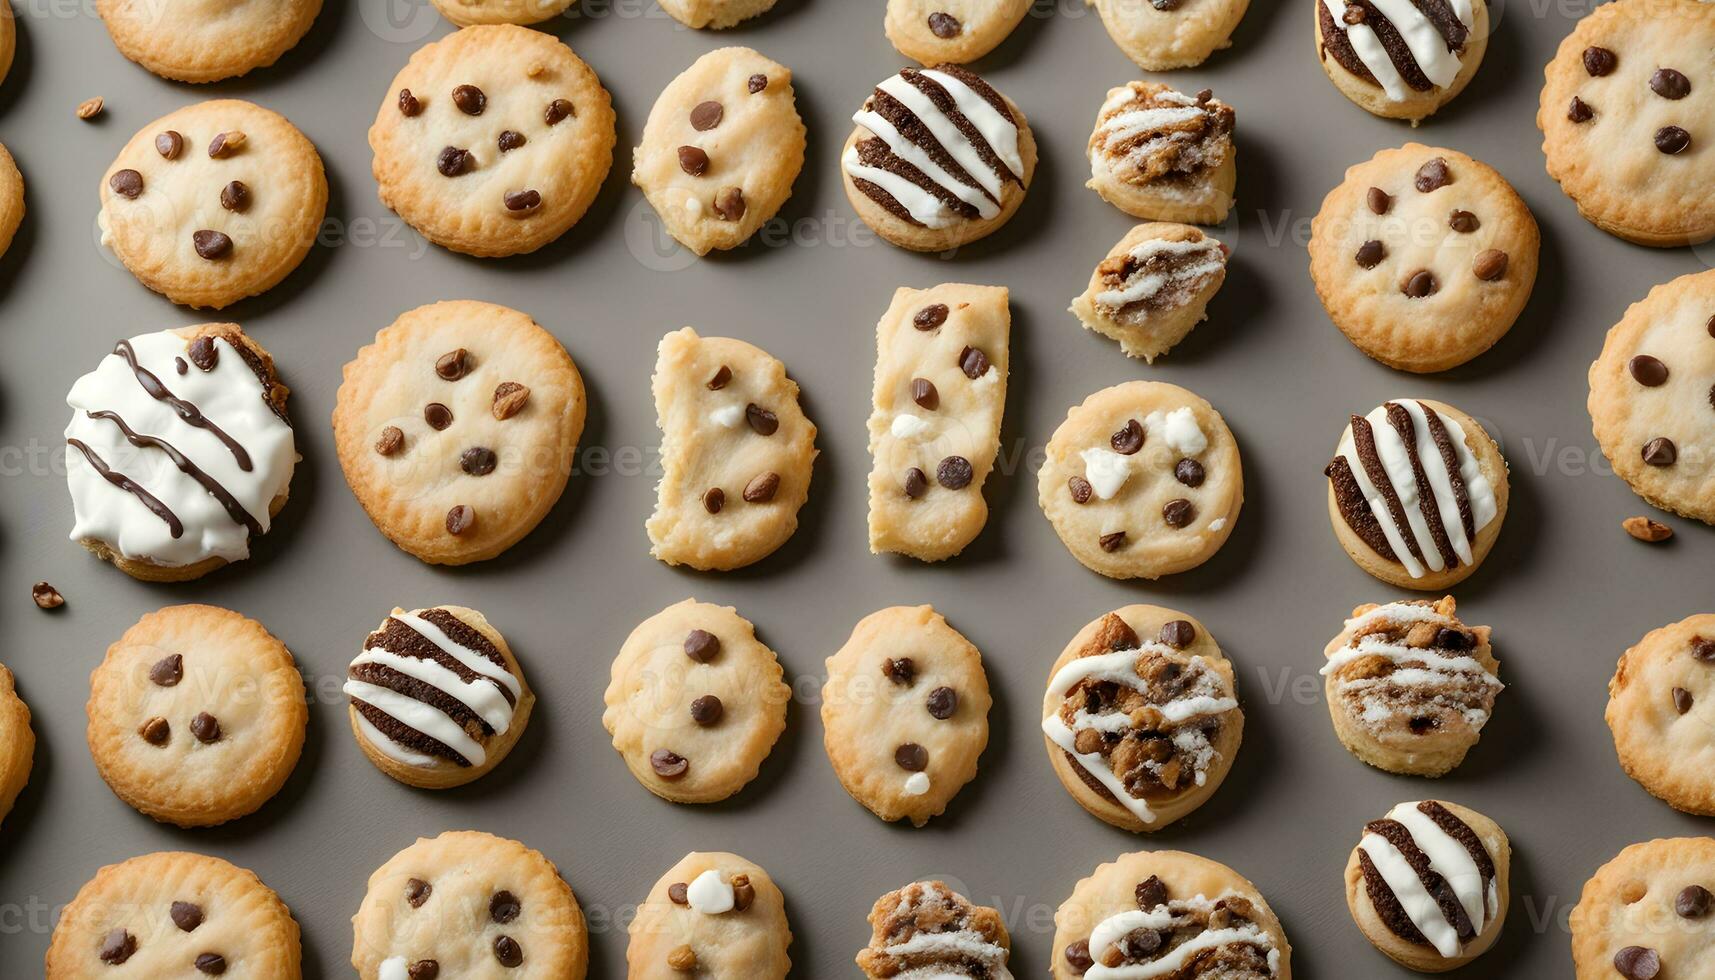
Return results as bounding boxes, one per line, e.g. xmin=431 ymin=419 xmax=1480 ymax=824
xmin=1435 ymin=628 xmax=1473 ymax=651
xmin=685 ymin=629 xmax=720 ymax=663
xmin=1068 ymin=476 xmax=1093 ymax=503
xmin=1159 ymin=621 xmax=1196 ymax=649
xmin=748 ymin=74 xmax=768 ymax=93
xmin=731 ymin=876 xmax=755 ymax=911
xmin=702 ymin=487 xmax=725 ymax=513
xmin=959 ymin=346 xmax=989 ymax=379
xmin=1677 ymin=884 xmax=1712 ymax=918
xmin=1629 ymin=354 xmax=1668 ymax=386
xmin=668 ymin=882 xmax=689 ymax=905
xmin=435 ymin=348 xmax=469 ymax=380
xmin=1651 ymin=68 xmax=1691 ymax=100
xmin=1064 ymin=940 xmax=1094 ymax=973
xmin=1674 ymin=687 xmax=1695 ymax=714
xmin=894 ymin=743 xmax=928 ymax=771
xmin=1613 ymin=946 xmax=1660 ymax=980
xmin=405 ymin=877 xmax=432 ymax=908
xmin=490 ymin=890 xmax=520 ymax=923
xmin=445 ymin=504 xmax=475 ymax=535
xmin=926 ymin=686 xmax=957 ymax=719
xmin=1708 ymin=314 xmax=1715 ymax=338
xmin=1472 ymin=249 xmax=1508 ymax=281
xmin=927 ymin=10 xmax=961 ymax=36
xmin=1355 ymin=240 xmax=1385 ymax=269
xmin=108 ymin=169 xmax=143 ymax=199
xmin=492 ymin=382 xmax=530 ymax=420
xmin=1403 ymin=270 xmax=1439 ymax=297
xmin=150 ymin=654 xmax=183 ymax=687
xmin=156 ymin=130 xmax=184 ymax=159
xmin=32 ymin=581 xmax=64 ymax=610
xmin=498 ymin=130 xmax=526 ymax=152
xmin=1656 ymin=126 xmax=1691 ymax=154
xmin=493 ymin=936 xmax=523 ymax=968
xmin=1195 ymin=88 xmax=1213 ymax=103
xmin=937 ymin=455 xmax=973 ymax=489
xmin=707 ymin=365 xmax=731 ymax=390
xmin=745 ymin=403 xmax=778 ymax=435
xmin=677 ymin=146 xmax=709 ymax=177
xmin=903 ymin=467 xmax=928 ymax=499
xmin=452 ymin=84 xmax=486 ymax=115
xmin=713 ymin=186 xmax=746 ymax=221
xmin=1111 ymin=419 xmax=1144 ymax=454
xmin=461 ymin=447 xmax=497 ymax=476
xmin=192 ymin=230 xmax=233 ymax=260
xmin=424 ymin=403 xmax=453 ymax=430
xmin=171 ymin=901 xmax=204 ymax=931
xmin=1366 ymin=187 xmax=1391 ymax=214
xmin=690 ymin=695 xmax=723 ymax=726
xmin=140 ymin=716 xmax=170 ymax=745
xmin=436 ymin=146 xmax=471 ymax=177
xmin=1414 ymin=158 xmax=1451 ymax=192
xmin=911 ymin=377 xmax=939 ymax=410
xmin=690 ymin=100 xmax=724 ymax=131
xmin=1449 ymin=209 xmax=1479 ymax=233
xmin=1582 ymin=46 xmax=1617 ymax=76
xmin=1099 ymin=531 xmax=1127 ymax=552
xmin=1163 ymin=498 xmax=1195 ymax=528
xmin=884 ymin=658 xmax=916 ymax=686
xmin=184 ymin=339 xmax=217 ymax=374
xmin=407 ymin=962 xmax=439 ymax=980
xmin=176 ymin=358 xmax=188 ymax=374
xmin=1642 ymin=437 xmax=1677 ymax=467
xmin=914 ymin=304 xmax=949 ymax=330
xmin=190 ymin=712 xmax=220 ymax=743
xmin=546 ymin=99 xmax=576 ymax=125
xmin=1136 ymin=875 xmax=1169 ymax=909
xmin=398 ymin=89 xmax=422 ymax=116
xmin=99 ymin=929 xmax=136 ymax=964
xmin=1693 ymin=636 xmax=1715 ymax=662
xmin=1568 ymin=96 xmax=1593 ymax=122
xmin=650 ymin=749 xmax=689 ymax=778
xmin=742 ymin=471 xmax=779 ymax=503
xmin=207 ymin=131 xmax=246 ymax=158
xmin=503 ymin=189 xmax=542 ymax=213
xmin=195 ymin=952 xmax=227 ymax=974
xmin=1174 ymin=458 xmax=1205 ymax=487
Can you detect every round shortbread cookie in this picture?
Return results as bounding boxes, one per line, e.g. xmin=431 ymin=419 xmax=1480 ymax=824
xmin=431 ymin=0 xmax=574 ymax=26
xmin=0 ymin=4 xmax=13 ymax=87
xmin=1571 ymin=837 xmax=1715 ymax=980
xmin=884 ymin=0 xmax=1031 ymax=64
xmin=1606 ymin=614 xmax=1715 ymax=815
xmin=658 ymin=0 xmax=777 ymax=29
xmin=1070 ymin=222 xmax=1228 ymax=363
xmin=0 ymin=141 xmax=21 ymax=260
xmin=0 ymin=663 xmax=33 ymax=829
xmin=1086 ymin=82 xmax=1236 ymax=229
xmin=857 ymin=881 xmax=1010 ymax=978
xmin=628 ymin=852 xmax=792 ymax=978
xmin=1316 ymin=0 xmax=1489 ymax=123
xmin=1088 ymin=0 xmax=1248 ymax=70
xmin=97 ymin=0 xmax=321 ymax=83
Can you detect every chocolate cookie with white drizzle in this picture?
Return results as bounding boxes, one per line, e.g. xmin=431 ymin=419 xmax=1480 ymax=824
xmin=1315 ymin=0 xmax=1490 ymax=123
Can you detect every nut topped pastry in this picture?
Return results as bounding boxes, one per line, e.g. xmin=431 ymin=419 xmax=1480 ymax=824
xmin=1071 ymin=222 xmax=1228 ymax=362
xmin=857 ymin=880 xmax=1011 ymax=979
xmin=1086 ymin=81 xmax=1236 ymax=225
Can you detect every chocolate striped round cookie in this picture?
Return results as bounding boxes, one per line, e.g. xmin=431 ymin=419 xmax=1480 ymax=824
xmin=1315 ymin=0 xmax=1490 ymax=123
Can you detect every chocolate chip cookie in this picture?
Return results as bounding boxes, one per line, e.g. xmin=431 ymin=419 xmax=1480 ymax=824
xmin=1089 ymin=0 xmax=1249 ymax=70
xmin=1572 ymin=837 xmax=1715 ymax=980
xmin=629 ymin=852 xmax=792 ymax=978
xmin=98 ymin=0 xmax=321 ymax=82
xmin=884 ymin=0 xmax=1032 ymax=64
xmin=1606 ymin=614 xmax=1715 ymax=815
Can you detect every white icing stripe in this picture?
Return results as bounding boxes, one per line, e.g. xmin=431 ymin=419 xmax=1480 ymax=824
xmin=354 ymin=712 xmax=437 ymax=767
xmin=1097 ymin=106 xmax=1207 ymax=145
xmin=1095 ymin=239 xmax=1225 ymax=309
xmin=1321 ymin=635 xmax=1500 ymax=684
xmin=852 ymin=107 xmax=1000 ymax=218
xmin=1324 ymin=0 xmax=1413 ymax=102
xmin=1343 ymin=602 xmax=1455 ymax=634
xmin=393 ymin=612 xmax=522 ymax=699
xmin=1043 ymin=714 xmax=1155 ymax=822
xmin=842 ymin=145 xmax=955 ymax=229
xmin=883 ymin=929 xmax=1011 ymax=969
xmin=344 ymin=679 xmax=487 ymax=767
xmin=1322 ymin=0 xmax=1474 ymax=101
xmin=1361 ymin=832 xmax=1460 ymax=956
xmin=876 ymin=73 xmax=1006 ymax=200
xmin=1389 ymin=802 xmax=1491 ymax=938
xmin=350 ymin=649 xmax=514 ymax=734
xmin=1396 ymin=400 xmax=1473 ymax=565
xmin=921 ymin=69 xmax=1023 ymax=178
xmin=1089 ymin=922 xmax=1274 ymax=979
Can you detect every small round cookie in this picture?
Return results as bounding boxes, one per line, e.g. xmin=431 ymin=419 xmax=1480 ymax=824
xmin=65 ymin=323 xmax=296 ymax=583
xmin=87 ymin=605 xmax=306 ymax=827
xmin=1324 ymin=398 xmax=1508 ymax=591
xmin=0 ymin=142 xmax=21 ymax=260
xmin=1086 ymin=82 xmax=1235 ymax=226
xmin=99 ymin=100 xmax=328 ymax=309
xmin=344 ymin=605 xmax=533 ymax=790
xmin=370 ymin=25 xmax=616 ymax=257
xmin=0 ymin=3 xmax=13 ymax=87
xmin=658 ymin=0 xmax=777 ymax=29
xmin=629 ymin=852 xmax=791 ymax=979
xmin=1345 ymin=799 xmax=1510 ymax=972
xmin=842 ymin=64 xmax=1037 ymax=252
xmin=1038 ymin=381 xmax=1243 ymax=580
xmin=1606 ymin=614 xmax=1715 ymax=814
xmin=97 ymin=0 xmax=321 ymax=83
xmin=1088 ymin=0 xmax=1249 ymax=70
xmin=1070 ymin=223 xmax=1228 ymax=362
xmin=1539 ymin=0 xmax=1715 ymax=246
xmin=46 ymin=851 xmax=301 ymax=978
xmin=632 ymin=47 xmax=806 ymax=257
xmin=431 ymin=0 xmax=574 ymax=26
xmin=884 ymin=0 xmax=1032 ymax=65
xmin=352 ymin=831 xmax=587 ymax=979
xmin=821 ymin=605 xmax=993 ymax=827
xmin=602 ymin=599 xmax=790 ymax=804
xmin=333 ymin=300 xmax=587 ymax=565
xmin=1042 ymin=606 xmax=1242 ymax=833
xmin=1323 ymin=597 xmax=1502 ymax=777
xmin=1316 ymin=0 xmax=1489 ymax=124
xmin=1051 ymin=850 xmax=1292 ymax=980
xmin=0 ymin=663 xmax=34 ymax=828
xmin=857 ymin=880 xmax=1010 ymax=978
xmin=1571 ymin=838 xmax=1715 ymax=980
xmin=1588 ymin=269 xmax=1715 ymax=524
xmin=1310 ymin=144 xmax=1540 ymax=373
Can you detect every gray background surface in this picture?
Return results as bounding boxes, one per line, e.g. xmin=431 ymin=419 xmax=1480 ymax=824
xmin=0 ymin=0 xmax=1712 ymax=975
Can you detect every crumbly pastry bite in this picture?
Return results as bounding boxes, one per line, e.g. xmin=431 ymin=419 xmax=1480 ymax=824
xmin=1322 ymin=597 xmax=1501 ymax=778
xmin=1038 ymin=381 xmax=1243 ymax=580
xmin=1571 ymin=837 xmax=1715 ymax=980
xmin=1538 ymin=0 xmax=1715 ymax=246
xmin=647 ymin=327 xmax=817 ymax=571
xmin=884 ymin=0 xmax=1033 ymax=65
xmin=46 ymin=851 xmax=301 ymax=978
xmin=0 ymin=142 xmax=21 ymax=259
xmin=430 ymin=0 xmax=574 ymax=26
xmin=332 ymin=300 xmax=587 ymax=565
xmin=1344 ymin=799 xmax=1510 ymax=972
xmin=821 ymin=606 xmax=993 ymax=827
xmin=352 ymin=830 xmax=587 ymax=979
xmin=857 ymin=880 xmax=1011 ymax=979
xmin=632 ymin=47 xmax=805 ymax=256
xmin=868 ymin=283 xmax=1009 ymax=561
xmin=99 ymin=100 xmax=327 ymax=309
xmin=1086 ymin=82 xmax=1235 ymax=226
xmin=1315 ymin=0 xmax=1489 ymax=124
xmin=1087 ymin=0 xmax=1250 ymax=70
xmin=344 ymin=605 xmax=532 ymax=790
xmin=97 ymin=0 xmax=321 ymax=83
xmin=1605 ymin=614 xmax=1715 ymax=815
xmin=1324 ymin=398 xmax=1508 ymax=591
xmin=602 ymin=599 xmax=791 ymax=805
xmin=88 ymin=605 xmax=307 ymax=827
xmin=0 ymin=663 xmax=33 ymax=829
xmin=629 ymin=852 xmax=791 ymax=979
xmin=842 ymin=64 xmax=1037 ymax=252
xmin=369 ymin=25 xmax=616 ymax=257
xmin=1310 ymin=144 xmax=1540 ymax=373
xmin=658 ymin=0 xmax=778 ymax=29
xmin=1071 ymin=223 xmax=1228 ymax=362
xmin=1052 ymin=850 xmax=1291 ymax=979
xmin=1588 ymin=269 xmax=1715 ymax=524
xmin=64 ymin=323 xmax=295 ymax=583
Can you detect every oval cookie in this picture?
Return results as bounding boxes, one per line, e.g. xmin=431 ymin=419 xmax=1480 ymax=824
xmin=97 ymin=0 xmax=321 ymax=83
xmin=1571 ymin=838 xmax=1715 ymax=980
xmin=628 ymin=852 xmax=791 ymax=978
xmin=884 ymin=0 xmax=1031 ymax=64
xmin=1089 ymin=0 xmax=1249 ymax=70
xmin=0 ymin=663 xmax=33 ymax=829
xmin=1607 ymin=615 xmax=1715 ymax=815
xmin=658 ymin=0 xmax=778 ymax=29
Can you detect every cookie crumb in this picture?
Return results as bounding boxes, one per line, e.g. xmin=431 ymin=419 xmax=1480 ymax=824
xmin=31 ymin=581 xmax=64 ymax=610
xmin=667 ymin=944 xmax=697 ymax=971
xmin=76 ymin=97 xmax=105 ymax=120
xmin=1623 ymin=516 xmax=1673 ymax=543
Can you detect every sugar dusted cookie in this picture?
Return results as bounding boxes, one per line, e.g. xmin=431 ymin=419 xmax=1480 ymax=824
xmin=46 ymin=851 xmax=301 ymax=978
xmin=431 ymin=0 xmax=574 ymax=26
xmin=602 ymin=600 xmax=790 ymax=805
xmin=1606 ymin=614 xmax=1715 ymax=814
xmin=333 ymin=300 xmax=586 ymax=565
xmin=884 ymin=0 xmax=1032 ymax=64
xmin=1539 ymin=0 xmax=1715 ymax=246
xmin=632 ymin=47 xmax=805 ymax=256
xmin=88 ymin=605 xmax=306 ymax=827
xmin=1323 ymin=597 xmax=1501 ymax=778
xmin=1325 ymin=399 xmax=1507 ymax=591
xmin=99 ymin=100 xmax=327 ymax=308
xmin=1087 ymin=0 xmax=1248 ymax=70
xmin=857 ymin=881 xmax=1010 ymax=978
xmin=0 ymin=142 xmax=20 ymax=260
xmin=97 ymin=0 xmax=320 ymax=83
xmin=344 ymin=605 xmax=533 ymax=790
xmin=867 ymin=283 xmax=1009 ymax=561
xmin=1071 ymin=222 xmax=1227 ymax=362
xmin=842 ymin=64 xmax=1036 ymax=252
xmin=821 ymin=606 xmax=992 ymax=827
xmin=1051 ymin=850 xmax=1291 ymax=980
xmin=0 ymin=663 xmax=33 ymax=828
xmin=1038 ymin=381 xmax=1243 ymax=580
xmin=352 ymin=831 xmax=587 ymax=979
xmin=370 ymin=25 xmax=616 ymax=257
xmin=65 ymin=323 xmax=296 ymax=582
xmin=647 ymin=327 xmax=817 ymax=571
xmin=659 ymin=0 xmax=777 ymax=28
xmin=1572 ymin=838 xmax=1715 ymax=980
xmin=1316 ymin=0 xmax=1488 ymax=123
xmin=1588 ymin=270 xmax=1715 ymax=524
xmin=629 ymin=852 xmax=791 ymax=978
xmin=1345 ymin=800 xmax=1509 ymax=972
xmin=1086 ymin=82 xmax=1235 ymax=225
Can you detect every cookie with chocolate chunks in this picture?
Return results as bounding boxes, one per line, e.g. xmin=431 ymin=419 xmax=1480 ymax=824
xmin=97 ymin=0 xmax=319 ymax=82
xmin=657 ymin=0 xmax=778 ymax=29
xmin=1086 ymin=82 xmax=1236 ymax=226
xmin=1606 ymin=614 xmax=1715 ymax=815
xmin=858 ymin=881 xmax=1009 ymax=978
xmin=629 ymin=852 xmax=791 ymax=978
xmin=1088 ymin=0 xmax=1249 ymax=70
xmin=884 ymin=0 xmax=1031 ymax=65
xmin=1573 ymin=838 xmax=1715 ymax=980
xmin=0 ymin=664 xmax=32 ymax=830
xmin=1316 ymin=0 xmax=1489 ymax=122
xmin=1072 ymin=222 xmax=1228 ymax=362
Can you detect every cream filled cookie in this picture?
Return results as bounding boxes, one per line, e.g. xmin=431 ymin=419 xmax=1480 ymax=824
xmin=857 ymin=881 xmax=1011 ymax=979
xmin=1086 ymin=82 xmax=1235 ymax=226
xmin=842 ymin=64 xmax=1036 ymax=252
xmin=0 ymin=141 xmax=20 ymax=260
xmin=1071 ymin=223 xmax=1228 ymax=362
xmin=1571 ymin=838 xmax=1715 ymax=980
xmin=885 ymin=0 xmax=1032 ymax=64
xmin=430 ymin=0 xmax=574 ymax=25
xmin=658 ymin=0 xmax=777 ymax=29
xmin=1324 ymin=399 xmax=1507 ymax=590
xmin=64 ymin=324 xmax=295 ymax=582
xmin=0 ymin=663 xmax=33 ymax=829
xmin=97 ymin=0 xmax=321 ymax=83
xmin=628 ymin=852 xmax=791 ymax=978
xmin=1088 ymin=0 xmax=1249 ymax=70
xmin=1316 ymin=0 xmax=1489 ymax=123
xmin=1606 ymin=614 xmax=1715 ymax=815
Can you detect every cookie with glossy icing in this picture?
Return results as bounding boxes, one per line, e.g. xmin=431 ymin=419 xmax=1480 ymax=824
xmin=1088 ymin=0 xmax=1249 ymax=70
xmin=1606 ymin=614 xmax=1715 ymax=815
xmin=857 ymin=881 xmax=1010 ymax=978
xmin=1571 ymin=838 xmax=1715 ymax=980
xmin=1071 ymin=222 xmax=1228 ymax=362
xmin=0 ymin=663 xmax=33 ymax=829
xmin=98 ymin=0 xmax=321 ymax=82
xmin=1086 ymin=82 xmax=1236 ymax=225
xmin=1316 ymin=0 xmax=1489 ymax=123
xmin=0 ymin=141 xmax=21 ymax=260
xmin=629 ymin=852 xmax=791 ymax=978
xmin=884 ymin=0 xmax=1032 ymax=64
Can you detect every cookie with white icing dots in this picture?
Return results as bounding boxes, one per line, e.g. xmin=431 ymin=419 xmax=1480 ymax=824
xmin=97 ymin=0 xmax=321 ymax=83
xmin=1345 ymin=800 xmax=1510 ymax=972
xmin=884 ymin=0 xmax=1032 ymax=65
xmin=0 ymin=663 xmax=33 ymax=829
xmin=64 ymin=323 xmax=296 ymax=583
xmin=1316 ymin=0 xmax=1489 ymax=123
xmin=1087 ymin=0 xmax=1249 ymax=70
xmin=842 ymin=64 xmax=1037 ymax=252
xmin=658 ymin=0 xmax=777 ymax=29
xmin=430 ymin=0 xmax=574 ymax=26
xmin=1086 ymin=82 xmax=1236 ymax=226
xmin=1051 ymin=849 xmax=1292 ymax=979
xmin=0 ymin=141 xmax=21 ymax=260
xmin=629 ymin=852 xmax=792 ymax=979
xmin=1324 ymin=398 xmax=1508 ymax=591
xmin=857 ymin=880 xmax=1011 ymax=979
xmin=1605 ymin=614 xmax=1715 ymax=815
xmin=1071 ymin=222 xmax=1228 ymax=362
xmin=344 ymin=605 xmax=533 ymax=790
xmin=1571 ymin=837 xmax=1715 ymax=980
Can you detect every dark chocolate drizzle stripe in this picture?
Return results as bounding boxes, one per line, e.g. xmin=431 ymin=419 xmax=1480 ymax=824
xmin=1358 ymin=849 xmax=1432 ymax=946
xmin=349 ymin=660 xmax=488 ymax=734
xmin=869 ymin=91 xmax=991 ymax=211
xmin=854 ymin=138 xmax=974 ymax=224
xmin=1419 ymin=402 xmax=1475 ymax=542
xmin=1385 ymin=401 xmax=1458 ymax=569
xmin=114 ymin=339 xmax=253 ymax=472
xmin=364 ymin=615 xmax=517 ymax=707
xmin=1364 ymin=818 xmax=1478 ymax=947
xmin=1326 ymin=456 xmax=1399 ymax=561
xmin=351 ymin=698 xmax=473 ymax=767
xmin=1350 ymin=415 xmax=1426 ymax=565
xmin=1420 ymin=801 xmax=1495 ymax=885
xmin=86 ymin=410 xmax=262 ymax=535
xmin=1320 ymin=0 xmax=1467 ymax=94
xmin=852 ymin=65 xmax=1020 ymax=224
xmin=418 ymin=608 xmax=510 ymax=671
xmin=901 ymin=68 xmax=1019 ymax=187
xmin=66 ymin=438 xmax=184 ymax=538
